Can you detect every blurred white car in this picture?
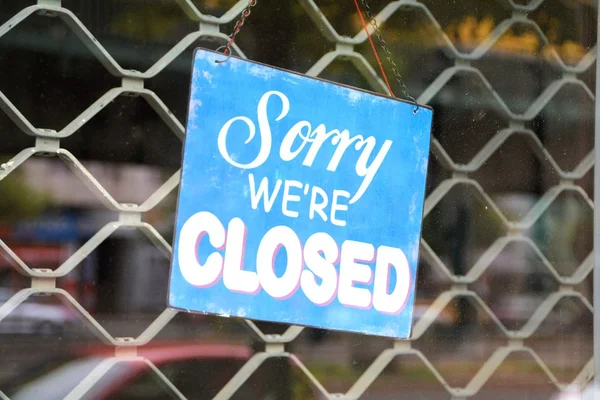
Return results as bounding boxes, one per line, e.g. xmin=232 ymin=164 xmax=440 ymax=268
xmin=0 ymin=289 xmax=78 ymax=335
xmin=552 ymin=384 xmax=598 ymax=400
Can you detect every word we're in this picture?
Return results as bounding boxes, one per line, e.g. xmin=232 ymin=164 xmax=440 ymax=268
xmin=217 ymin=90 xmax=392 ymax=205
xmin=248 ymin=173 xmax=350 ymax=226
xmin=178 ymin=211 xmax=412 ymax=314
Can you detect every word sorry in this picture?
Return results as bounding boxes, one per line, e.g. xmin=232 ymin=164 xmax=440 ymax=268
xmin=217 ymin=90 xmax=393 ymax=204
xmin=178 ymin=211 xmax=411 ymax=314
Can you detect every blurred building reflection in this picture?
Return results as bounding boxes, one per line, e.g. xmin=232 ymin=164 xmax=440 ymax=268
xmin=0 ymin=0 xmax=595 ymax=399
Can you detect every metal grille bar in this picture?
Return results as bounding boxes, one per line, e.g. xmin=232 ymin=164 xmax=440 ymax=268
xmin=0 ymin=0 xmax=595 ymax=398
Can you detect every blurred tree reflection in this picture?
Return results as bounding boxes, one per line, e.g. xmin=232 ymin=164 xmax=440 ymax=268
xmin=0 ymin=160 xmax=50 ymax=223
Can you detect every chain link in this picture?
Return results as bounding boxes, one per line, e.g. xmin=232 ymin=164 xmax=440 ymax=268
xmin=219 ymin=0 xmax=258 ymax=58
xmin=359 ymin=0 xmax=418 ymax=107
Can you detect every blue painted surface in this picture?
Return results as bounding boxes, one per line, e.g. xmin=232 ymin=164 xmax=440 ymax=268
xmin=12 ymin=212 xmax=79 ymax=242
xmin=168 ymin=49 xmax=432 ymax=338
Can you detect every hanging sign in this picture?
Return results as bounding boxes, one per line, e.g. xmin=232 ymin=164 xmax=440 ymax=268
xmin=168 ymin=49 xmax=432 ymax=338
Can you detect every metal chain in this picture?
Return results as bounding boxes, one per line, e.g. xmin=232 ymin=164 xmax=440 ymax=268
xmin=359 ymin=0 xmax=418 ymax=107
xmin=218 ymin=0 xmax=258 ymax=59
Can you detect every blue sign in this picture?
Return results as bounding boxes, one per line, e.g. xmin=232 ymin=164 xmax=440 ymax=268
xmin=12 ymin=212 xmax=79 ymax=242
xmin=168 ymin=49 xmax=433 ymax=338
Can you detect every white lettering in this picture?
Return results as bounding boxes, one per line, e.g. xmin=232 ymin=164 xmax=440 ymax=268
xmin=331 ymin=190 xmax=350 ymax=227
xmin=282 ymin=180 xmax=302 ymax=218
xmin=248 ymin=174 xmax=281 ymax=213
xmin=309 ymin=186 xmax=328 ymax=222
xmin=223 ymin=218 xmax=260 ymax=294
xmin=351 ymin=138 xmax=392 ymax=204
xmin=301 ymin=232 xmax=339 ymax=305
xmin=256 ymin=226 xmax=303 ymax=299
xmin=280 ymin=121 xmax=312 ymax=161
xmin=302 ymin=124 xmax=337 ymax=167
xmin=217 ymin=91 xmax=392 ymax=203
xmin=217 ymin=91 xmax=289 ymax=169
xmin=327 ymin=130 xmax=363 ymax=171
xmin=178 ymin=212 xmax=225 ymax=287
xmin=373 ymin=246 xmax=411 ymax=314
xmin=176 ymin=212 xmax=414 ymax=314
xmin=338 ymin=240 xmax=375 ymax=309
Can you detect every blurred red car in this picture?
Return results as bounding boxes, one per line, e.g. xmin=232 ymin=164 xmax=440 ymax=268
xmin=2 ymin=341 xmax=322 ymax=400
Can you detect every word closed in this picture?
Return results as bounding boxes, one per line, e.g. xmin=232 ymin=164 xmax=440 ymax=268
xmin=168 ymin=49 xmax=432 ymax=338
xmin=178 ymin=212 xmax=411 ymax=313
